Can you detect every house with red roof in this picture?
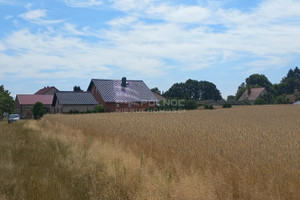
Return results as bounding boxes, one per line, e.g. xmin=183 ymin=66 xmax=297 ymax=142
xmin=35 ymin=86 xmax=59 ymax=95
xmin=15 ymin=95 xmax=54 ymax=118
xmin=238 ymin=87 xmax=267 ymax=104
xmin=87 ymin=77 xmax=159 ymax=112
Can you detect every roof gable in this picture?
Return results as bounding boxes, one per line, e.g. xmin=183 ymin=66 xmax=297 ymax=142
xmin=53 ymin=92 xmax=98 ymax=105
xmin=88 ymin=79 xmax=159 ymax=103
xmin=152 ymin=91 xmax=166 ymax=101
xmin=239 ymin=88 xmax=266 ymax=101
xmin=35 ymin=86 xmax=59 ymax=95
xmin=16 ymin=95 xmax=53 ymax=105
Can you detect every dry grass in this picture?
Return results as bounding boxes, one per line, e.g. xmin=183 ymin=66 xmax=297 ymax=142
xmin=1 ymin=105 xmax=300 ymax=199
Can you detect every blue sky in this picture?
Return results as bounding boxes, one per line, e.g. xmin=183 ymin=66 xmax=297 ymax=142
xmin=1 ymin=0 xmax=300 ymax=98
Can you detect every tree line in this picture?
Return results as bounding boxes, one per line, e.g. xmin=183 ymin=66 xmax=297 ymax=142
xmin=156 ymin=66 xmax=300 ymax=105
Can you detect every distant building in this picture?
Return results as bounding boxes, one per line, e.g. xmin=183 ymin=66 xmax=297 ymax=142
xmin=294 ymin=100 xmax=300 ymax=105
xmin=152 ymin=91 xmax=166 ymax=102
xmin=35 ymin=86 xmax=59 ymax=95
xmin=238 ymin=88 xmax=267 ymax=104
xmin=52 ymin=92 xmax=98 ymax=113
xmin=15 ymin=95 xmax=54 ymax=118
xmin=285 ymin=95 xmax=295 ymax=104
xmin=88 ymin=77 xmax=159 ymax=112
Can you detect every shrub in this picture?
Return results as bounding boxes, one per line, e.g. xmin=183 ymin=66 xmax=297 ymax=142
xmin=31 ymin=102 xmax=45 ymax=119
xmin=96 ymin=105 xmax=105 ymax=113
xmin=243 ymin=99 xmax=251 ymax=105
xmin=203 ymin=104 xmax=214 ymax=110
xmin=222 ymin=103 xmax=232 ymax=108
xmin=184 ymin=99 xmax=198 ymax=110
xmin=272 ymin=95 xmax=289 ymax=104
xmin=254 ymin=97 xmax=267 ymax=105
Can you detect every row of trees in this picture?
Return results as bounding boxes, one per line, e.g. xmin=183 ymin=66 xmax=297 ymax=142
xmin=155 ymin=66 xmax=300 ymax=106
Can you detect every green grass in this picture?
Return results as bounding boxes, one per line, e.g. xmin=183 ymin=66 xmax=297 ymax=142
xmin=0 ymin=121 xmax=130 ymax=200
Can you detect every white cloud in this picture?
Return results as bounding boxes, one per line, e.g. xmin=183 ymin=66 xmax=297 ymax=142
xmin=64 ymin=0 xmax=103 ymax=7
xmin=0 ymin=0 xmax=16 ymax=5
xmin=147 ymin=4 xmax=211 ymax=23
xmin=20 ymin=9 xmax=46 ymax=20
xmin=112 ymin=0 xmax=155 ymax=11
xmin=107 ymin=16 xmax=138 ymax=27
xmin=5 ymin=15 xmax=13 ymax=19
xmin=20 ymin=9 xmax=63 ymax=24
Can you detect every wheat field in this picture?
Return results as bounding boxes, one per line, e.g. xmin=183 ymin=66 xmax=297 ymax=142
xmin=1 ymin=105 xmax=300 ymax=199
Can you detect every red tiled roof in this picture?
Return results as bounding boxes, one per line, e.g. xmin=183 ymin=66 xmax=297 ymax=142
xmin=16 ymin=95 xmax=53 ymax=105
xmin=35 ymin=86 xmax=58 ymax=95
xmin=239 ymin=88 xmax=266 ymax=101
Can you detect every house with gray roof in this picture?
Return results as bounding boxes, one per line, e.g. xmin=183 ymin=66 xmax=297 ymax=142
xmin=52 ymin=91 xmax=98 ymax=113
xmin=87 ymin=77 xmax=159 ymax=112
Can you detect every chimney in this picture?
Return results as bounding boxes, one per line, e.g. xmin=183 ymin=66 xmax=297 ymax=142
xmin=121 ymin=77 xmax=127 ymax=87
xmin=247 ymin=88 xmax=251 ymax=96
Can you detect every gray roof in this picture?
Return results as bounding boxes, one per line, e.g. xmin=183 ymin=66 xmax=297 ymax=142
xmin=53 ymin=92 xmax=98 ymax=105
xmin=88 ymin=79 xmax=159 ymax=103
xmin=294 ymin=100 xmax=300 ymax=105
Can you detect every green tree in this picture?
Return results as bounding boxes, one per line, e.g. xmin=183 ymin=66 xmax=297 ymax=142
xmin=272 ymin=95 xmax=289 ymax=104
xmin=185 ymin=79 xmax=200 ymax=99
xmin=227 ymin=95 xmax=236 ymax=101
xmin=198 ymin=81 xmax=222 ymax=100
xmin=31 ymin=102 xmax=45 ymax=119
xmin=0 ymin=85 xmax=15 ymax=118
xmin=245 ymin=74 xmax=272 ymax=90
xmin=164 ymin=80 xmax=222 ymax=101
xmin=276 ymin=67 xmax=300 ymax=95
xmin=235 ymin=82 xmax=246 ymax=100
xmin=164 ymin=83 xmax=188 ymax=99
xmin=73 ymin=86 xmax=83 ymax=92
xmin=151 ymin=87 xmax=160 ymax=94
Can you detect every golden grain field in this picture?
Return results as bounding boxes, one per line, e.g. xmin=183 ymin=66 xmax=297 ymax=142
xmin=1 ymin=105 xmax=300 ymax=200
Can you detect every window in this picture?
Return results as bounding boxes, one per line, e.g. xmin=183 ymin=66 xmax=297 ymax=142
xmin=116 ymin=103 xmax=120 ymax=108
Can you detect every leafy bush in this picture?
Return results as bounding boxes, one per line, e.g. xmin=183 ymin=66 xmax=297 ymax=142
xmin=31 ymin=102 xmax=45 ymax=119
xmin=95 ymin=105 xmax=105 ymax=113
xmin=203 ymin=104 xmax=214 ymax=110
xmin=243 ymin=99 xmax=251 ymax=105
xmin=222 ymin=103 xmax=232 ymax=108
xmin=68 ymin=110 xmax=79 ymax=114
xmin=254 ymin=97 xmax=267 ymax=105
xmin=272 ymin=95 xmax=289 ymax=104
xmin=184 ymin=99 xmax=198 ymax=110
